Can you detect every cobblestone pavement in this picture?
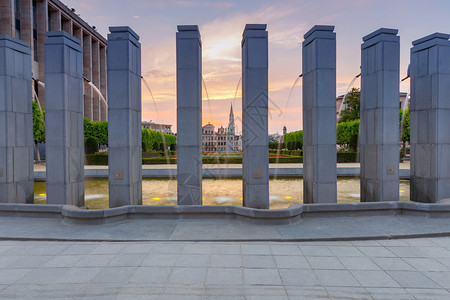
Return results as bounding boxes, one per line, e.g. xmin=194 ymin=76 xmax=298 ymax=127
xmin=0 ymin=237 xmax=448 ymax=299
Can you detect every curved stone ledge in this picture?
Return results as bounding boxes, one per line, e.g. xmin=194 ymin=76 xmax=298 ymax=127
xmin=0 ymin=202 xmax=449 ymax=225
xmin=33 ymin=167 xmax=412 ymax=180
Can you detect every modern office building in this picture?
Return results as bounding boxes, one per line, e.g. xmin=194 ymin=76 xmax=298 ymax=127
xmin=0 ymin=0 xmax=108 ymax=121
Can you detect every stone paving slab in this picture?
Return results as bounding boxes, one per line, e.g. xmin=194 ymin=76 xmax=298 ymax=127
xmin=0 ymin=237 xmax=447 ymax=299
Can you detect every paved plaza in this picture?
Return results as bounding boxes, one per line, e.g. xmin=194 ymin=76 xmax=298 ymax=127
xmin=0 ymin=237 xmax=448 ymax=299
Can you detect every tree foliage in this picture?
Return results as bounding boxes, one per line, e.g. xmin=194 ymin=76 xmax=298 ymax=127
xmin=32 ymin=101 xmax=45 ymax=143
xmin=399 ymin=105 xmax=410 ymax=143
xmin=83 ymin=118 xmax=108 ymax=145
xmin=268 ymin=142 xmax=279 ymax=149
xmin=339 ymin=87 xmax=360 ymax=123
xmin=336 ymin=119 xmax=360 ymax=151
xmin=142 ymin=129 xmax=176 ymax=152
xmin=85 ymin=137 xmax=99 ymax=154
xmin=283 ymin=130 xmax=303 ymax=150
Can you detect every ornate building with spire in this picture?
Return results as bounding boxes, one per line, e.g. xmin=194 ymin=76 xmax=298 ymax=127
xmin=202 ymin=104 xmax=242 ymax=151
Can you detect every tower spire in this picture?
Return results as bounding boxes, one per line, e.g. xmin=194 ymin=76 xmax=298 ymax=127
xmin=228 ymin=103 xmax=235 ymax=135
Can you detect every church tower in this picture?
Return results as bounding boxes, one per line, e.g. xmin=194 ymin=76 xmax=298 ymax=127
xmin=227 ymin=103 xmax=235 ymax=135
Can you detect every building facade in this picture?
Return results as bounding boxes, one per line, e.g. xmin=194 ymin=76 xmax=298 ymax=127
xmin=141 ymin=121 xmax=173 ymax=135
xmin=336 ymin=92 xmax=408 ymax=121
xmin=202 ymin=104 xmax=241 ymax=151
xmin=0 ymin=0 xmax=108 ymax=121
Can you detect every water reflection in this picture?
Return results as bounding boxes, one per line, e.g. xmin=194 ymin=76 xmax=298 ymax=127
xmin=34 ymin=178 xmax=411 ymax=210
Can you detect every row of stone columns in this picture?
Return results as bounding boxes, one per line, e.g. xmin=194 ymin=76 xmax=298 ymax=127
xmin=0 ymin=25 xmax=448 ymax=207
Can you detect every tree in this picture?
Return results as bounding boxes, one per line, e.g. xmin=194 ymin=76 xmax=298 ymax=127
xmin=84 ymin=118 xmax=108 ymax=145
xmin=268 ymin=142 xmax=278 ymax=149
xmin=339 ymin=87 xmax=360 ymax=123
xmin=283 ymin=130 xmax=303 ymax=150
xmin=399 ymin=105 xmax=410 ymax=143
xmin=399 ymin=105 xmax=410 ymax=158
xmin=32 ymin=101 xmax=45 ymax=161
xmin=85 ymin=137 xmax=99 ymax=154
xmin=336 ymin=119 xmax=360 ymax=151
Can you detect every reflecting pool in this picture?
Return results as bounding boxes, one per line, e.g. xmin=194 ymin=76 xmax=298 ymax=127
xmin=34 ymin=178 xmax=411 ymax=210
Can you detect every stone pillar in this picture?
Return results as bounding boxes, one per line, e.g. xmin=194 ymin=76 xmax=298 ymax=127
xmin=107 ymin=26 xmax=142 ymax=207
xmin=44 ymin=31 xmax=84 ymax=206
xmin=0 ymin=35 xmax=34 ymax=203
xmin=410 ymin=33 xmax=450 ymax=203
xmin=91 ymin=39 xmax=100 ymax=121
xmin=99 ymin=45 xmax=107 ymax=121
xmin=176 ymin=25 xmax=202 ymax=205
xmin=82 ymin=33 xmax=92 ymax=120
xmin=302 ymin=25 xmax=337 ymax=204
xmin=241 ymin=24 xmax=269 ymax=209
xmin=360 ymin=28 xmax=400 ymax=202
xmin=36 ymin=0 xmax=48 ymax=108
xmin=0 ymin=0 xmax=14 ymax=36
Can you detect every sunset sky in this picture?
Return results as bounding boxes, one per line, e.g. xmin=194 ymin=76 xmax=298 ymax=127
xmin=63 ymin=0 xmax=450 ymax=134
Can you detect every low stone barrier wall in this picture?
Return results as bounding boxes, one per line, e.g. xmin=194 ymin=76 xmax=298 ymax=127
xmin=0 ymin=202 xmax=448 ymax=226
xmin=33 ymin=168 xmax=412 ymax=180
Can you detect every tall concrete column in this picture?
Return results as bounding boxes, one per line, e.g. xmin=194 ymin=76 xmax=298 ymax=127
xmin=44 ymin=31 xmax=84 ymax=206
xmin=302 ymin=25 xmax=337 ymax=204
xmin=360 ymin=28 xmax=400 ymax=202
xmin=410 ymin=33 xmax=450 ymax=203
xmin=0 ymin=35 xmax=34 ymax=203
xmin=48 ymin=9 xmax=61 ymax=31
xmin=99 ymin=45 xmax=107 ymax=121
xmin=82 ymin=33 xmax=92 ymax=120
xmin=36 ymin=0 xmax=48 ymax=107
xmin=241 ymin=24 xmax=269 ymax=209
xmin=62 ymin=19 xmax=73 ymax=35
xmin=0 ymin=0 xmax=14 ymax=36
xmin=176 ymin=25 xmax=202 ymax=205
xmin=107 ymin=26 xmax=142 ymax=207
xmin=18 ymin=0 xmax=32 ymax=45
xmin=92 ymin=39 xmax=100 ymax=121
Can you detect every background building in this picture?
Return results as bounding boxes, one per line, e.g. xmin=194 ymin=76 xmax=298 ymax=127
xmin=202 ymin=104 xmax=241 ymax=151
xmin=142 ymin=121 xmax=173 ymax=134
xmin=336 ymin=92 xmax=408 ymax=121
xmin=0 ymin=0 xmax=108 ymax=121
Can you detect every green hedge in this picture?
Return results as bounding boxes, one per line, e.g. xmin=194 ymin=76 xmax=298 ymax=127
xmin=85 ymin=153 xmax=109 ymax=165
xmin=269 ymin=150 xmax=303 ymax=156
xmin=337 ymin=152 xmax=358 ymax=163
xmin=85 ymin=154 xmax=304 ymax=165
xmin=142 ymin=157 xmax=177 ymax=164
xmin=86 ymin=153 xmax=364 ymax=165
